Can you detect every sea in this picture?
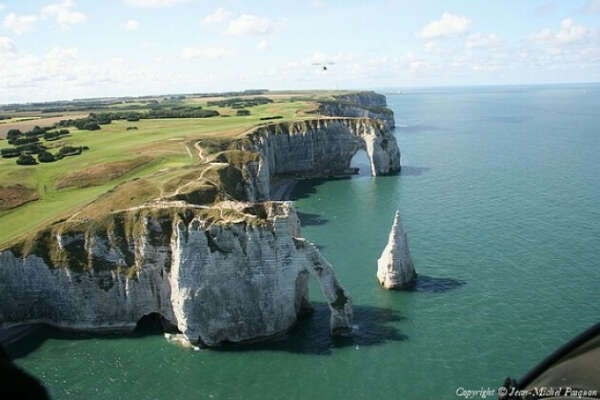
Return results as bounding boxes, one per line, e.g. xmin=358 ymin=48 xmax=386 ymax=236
xmin=7 ymin=83 xmax=600 ymax=399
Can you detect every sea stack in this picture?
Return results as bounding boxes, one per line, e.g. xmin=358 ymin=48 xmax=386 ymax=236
xmin=377 ymin=210 xmax=417 ymax=290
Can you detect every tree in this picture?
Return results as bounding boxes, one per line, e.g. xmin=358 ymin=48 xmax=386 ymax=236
xmin=82 ymin=121 xmax=100 ymax=131
xmin=16 ymin=154 xmax=37 ymax=165
xmin=6 ymin=129 xmax=21 ymax=142
xmin=1 ymin=148 xmax=20 ymax=158
xmin=236 ymin=109 xmax=251 ymax=116
xmin=38 ymin=150 xmax=56 ymax=163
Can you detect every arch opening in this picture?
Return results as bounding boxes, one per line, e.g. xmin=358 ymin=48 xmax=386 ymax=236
xmin=134 ymin=312 xmax=180 ymax=335
xmin=349 ymin=149 xmax=371 ymax=177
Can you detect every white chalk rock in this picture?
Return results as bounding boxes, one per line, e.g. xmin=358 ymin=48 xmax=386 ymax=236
xmin=377 ymin=210 xmax=417 ymax=290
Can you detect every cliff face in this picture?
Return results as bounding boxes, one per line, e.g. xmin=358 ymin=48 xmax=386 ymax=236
xmin=377 ymin=210 xmax=417 ymax=290
xmin=318 ymin=91 xmax=395 ymax=130
xmin=0 ymin=202 xmax=352 ymax=346
xmin=237 ymin=118 xmax=401 ymax=201
xmin=0 ymin=91 xmax=398 ymax=347
xmin=333 ymin=91 xmax=388 ymax=108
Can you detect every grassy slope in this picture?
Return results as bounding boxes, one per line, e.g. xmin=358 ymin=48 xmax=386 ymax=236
xmin=0 ymin=98 xmax=317 ymax=247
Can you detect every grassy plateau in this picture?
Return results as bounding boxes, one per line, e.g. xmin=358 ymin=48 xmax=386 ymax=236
xmin=0 ymin=91 xmax=349 ymax=248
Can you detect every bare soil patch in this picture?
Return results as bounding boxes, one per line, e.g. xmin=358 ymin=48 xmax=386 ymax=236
xmin=56 ymin=156 xmax=152 ymax=189
xmin=0 ymin=185 xmax=39 ymax=210
xmin=0 ymin=113 xmax=88 ymax=138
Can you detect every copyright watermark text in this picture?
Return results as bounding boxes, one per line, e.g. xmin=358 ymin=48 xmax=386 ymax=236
xmin=456 ymin=386 xmax=598 ymax=399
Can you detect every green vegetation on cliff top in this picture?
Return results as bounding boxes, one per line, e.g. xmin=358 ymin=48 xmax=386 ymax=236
xmin=0 ymin=90 xmax=384 ymax=248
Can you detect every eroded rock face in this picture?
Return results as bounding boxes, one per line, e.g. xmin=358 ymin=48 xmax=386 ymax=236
xmin=0 ymin=202 xmax=352 ymax=346
xmin=318 ymin=92 xmax=395 ymax=130
xmin=238 ymin=118 xmax=401 ymax=201
xmin=377 ymin=210 xmax=417 ymax=290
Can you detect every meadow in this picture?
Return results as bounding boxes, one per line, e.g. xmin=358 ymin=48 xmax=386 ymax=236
xmin=0 ymin=94 xmax=321 ymax=247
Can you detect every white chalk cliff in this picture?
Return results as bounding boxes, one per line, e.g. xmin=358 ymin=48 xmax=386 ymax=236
xmin=238 ymin=118 xmax=401 ymax=201
xmin=377 ymin=210 xmax=417 ymax=290
xmin=0 ymin=91 xmax=401 ymax=346
xmin=0 ymin=202 xmax=352 ymax=346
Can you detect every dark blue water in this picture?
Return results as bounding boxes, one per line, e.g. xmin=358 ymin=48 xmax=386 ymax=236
xmin=10 ymin=84 xmax=600 ymax=399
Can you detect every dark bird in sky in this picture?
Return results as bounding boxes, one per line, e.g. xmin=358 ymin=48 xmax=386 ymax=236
xmin=312 ymin=61 xmax=335 ymax=72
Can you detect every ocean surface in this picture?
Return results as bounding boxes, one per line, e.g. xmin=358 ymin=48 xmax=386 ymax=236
xmin=8 ymin=84 xmax=600 ymax=399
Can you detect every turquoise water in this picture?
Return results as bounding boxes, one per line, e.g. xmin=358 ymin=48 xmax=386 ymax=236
xmin=9 ymin=84 xmax=600 ymax=399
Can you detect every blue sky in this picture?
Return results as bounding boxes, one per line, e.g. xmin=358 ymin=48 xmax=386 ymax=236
xmin=1 ymin=0 xmax=599 ymax=102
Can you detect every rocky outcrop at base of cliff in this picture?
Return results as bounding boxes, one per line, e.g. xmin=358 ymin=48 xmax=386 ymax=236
xmin=0 ymin=201 xmax=352 ymax=346
xmin=377 ymin=210 xmax=417 ymax=290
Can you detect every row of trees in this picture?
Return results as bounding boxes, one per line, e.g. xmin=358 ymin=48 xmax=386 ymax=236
xmin=56 ymin=107 xmax=220 ymax=131
xmin=13 ymin=146 xmax=89 ymax=165
xmin=2 ymin=127 xmax=70 ymax=159
xmin=207 ymin=97 xmax=273 ymax=109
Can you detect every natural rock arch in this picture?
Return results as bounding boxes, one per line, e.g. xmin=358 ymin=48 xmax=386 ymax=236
xmin=237 ymin=118 xmax=401 ymax=200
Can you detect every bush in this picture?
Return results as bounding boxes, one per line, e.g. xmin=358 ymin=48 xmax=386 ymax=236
xmin=16 ymin=143 xmax=46 ymax=154
xmin=16 ymin=154 xmax=37 ymax=165
xmin=236 ymin=109 xmax=251 ymax=116
xmin=1 ymin=148 xmax=20 ymax=158
xmin=6 ymin=129 xmax=21 ymax=141
xmin=126 ymin=113 xmax=141 ymax=122
xmin=12 ymin=136 xmax=39 ymax=145
xmin=59 ymin=129 xmax=70 ymax=135
xmin=38 ymin=150 xmax=56 ymax=163
xmin=44 ymin=132 xmax=59 ymax=141
xmin=259 ymin=116 xmax=283 ymax=120
xmin=126 ymin=126 xmax=138 ymax=130
xmin=82 ymin=121 xmax=100 ymax=130
xmin=57 ymin=146 xmax=83 ymax=157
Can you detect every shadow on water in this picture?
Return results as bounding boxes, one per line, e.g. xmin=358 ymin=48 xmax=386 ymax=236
xmin=400 ymin=166 xmax=430 ymax=177
xmin=215 ymin=303 xmax=407 ymax=355
xmin=289 ymin=178 xmax=336 ymax=201
xmin=297 ymin=211 xmax=329 ymax=227
xmin=6 ymin=304 xmax=407 ymax=358
xmin=409 ymin=275 xmax=466 ymax=293
xmin=4 ymin=313 xmax=176 ymax=360
xmin=395 ymin=124 xmax=438 ymax=134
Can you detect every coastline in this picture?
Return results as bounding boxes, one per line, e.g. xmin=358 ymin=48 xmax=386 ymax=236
xmin=0 ymin=324 xmax=41 ymax=346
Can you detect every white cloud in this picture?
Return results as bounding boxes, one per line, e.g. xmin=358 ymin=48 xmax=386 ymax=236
xmin=309 ymin=0 xmax=326 ymax=8
xmin=584 ymin=0 xmax=600 ymax=13
xmin=0 ymin=3 xmax=5 ymax=12
xmin=418 ymin=12 xmax=471 ymax=39
xmin=424 ymin=41 xmax=436 ymax=52
xmin=42 ymin=0 xmax=86 ymax=27
xmin=181 ymin=46 xmax=232 ymax=60
xmin=3 ymin=13 xmax=38 ymax=35
xmin=124 ymin=0 xmax=190 ymax=7
xmin=466 ymin=33 xmax=501 ymax=49
xmin=0 ymin=36 xmax=16 ymax=54
xmin=202 ymin=8 xmax=231 ymax=25
xmin=529 ymin=18 xmax=587 ymax=45
xmin=256 ymin=40 xmax=268 ymax=51
xmin=123 ymin=19 xmax=140 ymax=31
xmin=225 ymin=14 xmax=273 ymax=36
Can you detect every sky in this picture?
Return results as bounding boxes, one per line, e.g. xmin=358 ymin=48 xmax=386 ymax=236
xmin=0 ymin=0 xmax=599 ymax=103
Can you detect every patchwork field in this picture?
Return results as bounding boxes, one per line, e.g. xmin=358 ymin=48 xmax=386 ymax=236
xmin=0 ymin=93 xmax=328 ymax=247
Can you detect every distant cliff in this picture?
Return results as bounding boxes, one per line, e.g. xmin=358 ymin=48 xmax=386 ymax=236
xmin=234 ymin=117 xmax=400 ymax=201
xmin=318 ymin=91 xmax=395 ymax=130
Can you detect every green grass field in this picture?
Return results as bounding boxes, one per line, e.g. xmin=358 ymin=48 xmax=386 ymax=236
xmin=0 ymin=96 xmax=321 ymax=247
